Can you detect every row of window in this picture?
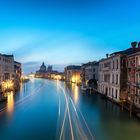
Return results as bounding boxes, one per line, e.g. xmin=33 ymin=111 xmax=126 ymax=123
xmin=128 ymin=55 xmax=140 ymax=67
xmin=99 ymin=74 xmax=119 ymax=84
xmin=98 ymin=85 xmax=119 ymax=100
xmin=108 ymin=88 xmax=118 ymax=99
xmin=99 ymin=59 xmax=119 ymax=71
xmin=0 ymin=65 xmax=13 ymax=72
xmin=127 ymin=72 xmax=140 ymax=84
xmin=0 ymin=57 xmax=13 ymax=63
xmin=85 ymin=68 xmax=96 ymax=73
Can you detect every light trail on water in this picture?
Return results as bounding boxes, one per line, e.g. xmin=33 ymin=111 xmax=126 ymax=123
xmin=57 ymin=82 xmax=95 ymax=140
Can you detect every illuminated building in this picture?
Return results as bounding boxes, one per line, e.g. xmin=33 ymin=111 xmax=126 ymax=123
xmin=65 ymin=65 xmax=81 ymax=84
xmin=81 ymin=61 xmax=99 ymax=89
xmin=35 ymin=62 xmax=62 ymax=79
xmin=0 ymin=54 xmax=14 ymax=93
xmin=0 ymin=54 xmax=22 ymax=101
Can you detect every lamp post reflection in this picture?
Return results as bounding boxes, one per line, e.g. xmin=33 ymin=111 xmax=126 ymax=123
xmin=72 ymin=83 xmax=79 ymax=103
xmin=7 ymin=91 xmax=14 ymax=116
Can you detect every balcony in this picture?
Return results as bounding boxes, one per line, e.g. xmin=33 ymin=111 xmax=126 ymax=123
xmin=128 ymin=82 xmax=140 ymax=88
xmin=136 ymin=65 xmax=140 ymax=71
xmin=102 ymin=67 xmax=110 ymax=71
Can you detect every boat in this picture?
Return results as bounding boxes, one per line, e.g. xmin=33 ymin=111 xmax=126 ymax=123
xmin=81 ymin=86 xmax=87 ymax=91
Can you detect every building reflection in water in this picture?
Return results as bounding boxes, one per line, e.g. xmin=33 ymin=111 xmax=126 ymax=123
xmin=72 ymin=83 xmax=79 ymax=103
xmin=6 ymin=91 xmax=14 ymax=116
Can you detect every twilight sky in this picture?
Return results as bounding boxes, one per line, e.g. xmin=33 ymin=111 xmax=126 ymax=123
xmin=0 ymin=0 xmax=140 ymax=74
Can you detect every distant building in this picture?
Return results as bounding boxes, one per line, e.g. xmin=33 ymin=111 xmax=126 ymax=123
xmin=35 ymin=62 xmax=49 ymax=78
xmin=65 ymin=65 xmax=81 ymax=84
xmin=50 ymin=72 xmax=65 ymax=81
xmin=35 ymin=62 xmax=57 ymax=78
xmin=47 ymin=65 xmax=52 ymax=72
xmin=36 ymin=62 xmax=46 ymax=73
xmin=81 ymin=61 xmax=99 ymax=89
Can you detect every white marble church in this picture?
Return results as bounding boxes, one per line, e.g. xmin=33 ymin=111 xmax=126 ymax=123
xmin=35 ymin=62 xmax=53 ymax=78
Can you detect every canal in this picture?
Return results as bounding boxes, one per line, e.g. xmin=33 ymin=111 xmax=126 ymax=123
xmin=0 ymin=78 xmax=140 ymax=140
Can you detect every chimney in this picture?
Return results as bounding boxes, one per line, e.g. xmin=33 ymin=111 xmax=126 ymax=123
xmin=131 ymin=41 xmax=137 ymax=49
xmin=106 ymin=53 xmax=109 ymax=58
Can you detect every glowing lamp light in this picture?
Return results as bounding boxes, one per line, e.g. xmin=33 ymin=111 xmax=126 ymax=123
xmin=2 ymin=80 xmax=14 ymax=92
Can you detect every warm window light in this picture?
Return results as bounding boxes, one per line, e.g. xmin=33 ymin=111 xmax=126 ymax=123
xmin=2 ymin=80 xmax=14 ymax=92
xmin=71 ymin=74 xmax=81 ymax=83
xmin=55 ymin=75 xmax=62 ymax=80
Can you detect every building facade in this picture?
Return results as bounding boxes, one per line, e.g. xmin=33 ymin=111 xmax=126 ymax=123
xmin=14 ymin=61 xmax=22 ymax=91
xmin=127 ymin=42 xmax=140 ymax=108
xmin=0 ymin=54 xmax=15 ymax=92
xmin=65 ymin=65 xmax=81 ymax=84
xmin=35 ymin=62 xmax=61 ymax=79
xmin=98 ymin=42 xmax=140 ymax=103
xmin=81 ymin=61 xmax=99 ymax=89
xmin=0 ymin=54 xmax=22 ymax=101
xmin=98 ymin=53 xmax=128 ymax=102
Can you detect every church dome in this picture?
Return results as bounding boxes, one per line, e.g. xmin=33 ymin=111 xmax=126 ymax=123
xmin=40 ymin=62 xmax=46 ymax=72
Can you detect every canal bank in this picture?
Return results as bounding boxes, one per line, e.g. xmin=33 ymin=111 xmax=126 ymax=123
xmin=0 ymin=79 xmax=140 ymax=140
xmin=94 ymin=89 xmax=140 ymax=119
xmin=81 ymin=85 xmax=140 ymax=119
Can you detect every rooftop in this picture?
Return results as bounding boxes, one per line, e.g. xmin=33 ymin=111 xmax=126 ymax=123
xmin=82 ymin=61 xmax=99 ymax=67
xmin=65 ymin=65 xmax=81 ymax=70
xmin=0 ymin=53 xmax=14 ymax=57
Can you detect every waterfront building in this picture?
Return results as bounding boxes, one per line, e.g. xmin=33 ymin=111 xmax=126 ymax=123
xmin=0 ymin=54 xmax=22 ymax=100
xmin=50 ymin=71 xmax=59 ymax=79
xmin=98 ymin=52 xmax=128 ymax=102
xmin=127 ymin=42 xmax=140 ymax=108
xmin=50 ymin=72 xmax=65 ymax=81
xmin=0 ymin=54 xmax=14 ymax=82
xmin=81 ymin=61 xmax=99 ymax=89
xmin=0 ymin=54 xmax=15 ymax=92
xmin=14 ymin=61 xmax=22 ymax=91
xmin=64 ymin=65 xmax=81 ymax=84
xmin=35 ymin=62 xmax=61 ymax=79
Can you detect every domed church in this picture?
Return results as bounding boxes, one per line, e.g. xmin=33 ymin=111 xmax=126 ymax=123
xmin=39 ymin=62 xmax=47 ymax=72
xmin=35 ymin=62 xmax=53 ymax=78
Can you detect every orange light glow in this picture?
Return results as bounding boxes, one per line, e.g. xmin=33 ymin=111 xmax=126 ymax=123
xmin=7 ymin=91 xmax=14 ymax=115
xmin=2 ymin=80 xmax=14 ymax=92
xmin=52 ymin=74 xmax=62 ymax=80
xmin=71 ymin=73 xmax=81 ymax=83
xmin=72 ymin=83 xmax=79 ymax=103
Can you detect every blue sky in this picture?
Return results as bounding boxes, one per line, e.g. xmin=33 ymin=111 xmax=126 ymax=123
xmin=0 ymin=0 xmax=140 ymax=74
